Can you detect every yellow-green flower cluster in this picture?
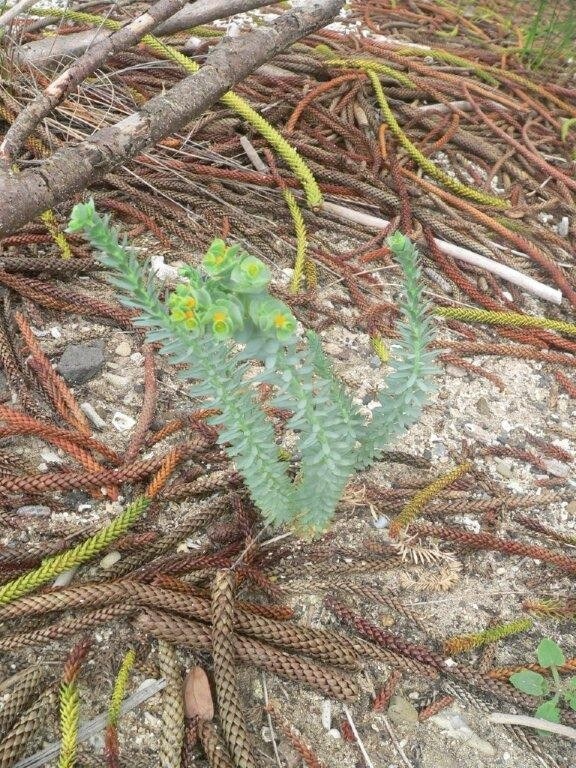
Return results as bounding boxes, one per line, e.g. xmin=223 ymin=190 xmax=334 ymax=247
xmin=167 ymin=284 xmax=209 ymax=333
xmin=205 ymin=298 xmax=244 ymax=339
xmin=250 ymin=297 xmax=297 ymax=341
xmin=166 ymin=240 xmax=296 ymax=344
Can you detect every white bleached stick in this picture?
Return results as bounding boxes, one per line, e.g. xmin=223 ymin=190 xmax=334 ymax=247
xmin=489 ymin=712 xmax=576 ymax=740
xmin=237 ymin=136 xmax=561 ymax=305
xmin=321 ymin=201 xmax=562 ymax=305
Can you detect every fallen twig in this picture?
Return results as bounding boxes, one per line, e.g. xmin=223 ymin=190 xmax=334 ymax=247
xmin=0 ymin=0 xmax=192 ymax=167
xmin=321 ymin=202 xmax=562 ymax=304
xmin=489 ymin=712 xmax=576 ymax=741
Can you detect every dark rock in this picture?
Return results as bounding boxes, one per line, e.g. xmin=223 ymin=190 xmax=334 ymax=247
xmin=56 ymin=339 xmax=105 ymax=384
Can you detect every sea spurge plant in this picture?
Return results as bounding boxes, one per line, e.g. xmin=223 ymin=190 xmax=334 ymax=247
xmin=68 ymin=199 xmax=438 ymax=535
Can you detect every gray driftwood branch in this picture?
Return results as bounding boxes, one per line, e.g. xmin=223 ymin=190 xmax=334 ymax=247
xmin=0 ymin=0 xmax=343 ymax=236
xmin=15 ymin=0 xmax=275 ymax=67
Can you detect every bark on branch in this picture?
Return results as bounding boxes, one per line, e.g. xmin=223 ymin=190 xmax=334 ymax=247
xmin=0 ymin=0 xmax=343 ymax=236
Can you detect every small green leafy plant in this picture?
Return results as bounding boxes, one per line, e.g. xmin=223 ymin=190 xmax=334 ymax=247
xmin=67 ymin=199 xmax=438 ymax=535
xmin=510 ymin=638 xmax=576 ymax=726
xmin=520 ymin=0 xmax=576 ymax=70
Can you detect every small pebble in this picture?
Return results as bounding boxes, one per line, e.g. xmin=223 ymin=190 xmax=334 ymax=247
xmin=100 ymin=551 xmax=122 ymax=570
xmin=431 ymin=441 xmax=448 ymax=458
xmin=53 ymin=567 xmax=78 ymax=588
xmin=387 ymin=695 xmax=419 ymax=725
xmin=475 ymin=397 xmax=492 ymax=417
xmin=323 ymin=342 xmax=341 ymax=357
xmin=494 ymin=458 xmax=514 ymax=479
xmin=115 ymin=341 xmax=131 ymax=357
xmin=80 ymin=402 xmax=106 ymax=429
xmin=16 ymin=505 xmax=51 ymax=517
xmin=183 ymin=36 xmax=204 ymax=52
xmin=150 ymin=254 xmax=179 ymax=281
xmin=40 ymin=448 xmax=63 ymax=464
xmin=321 ymin=699 xmax=332 ymax=730
xmin=143 ymin=712 xmax=161 ymax=729
xmin=103 ymin=373 xmax=129 ymax=389
xmin=261 ymin=726 xmax=274 ymax=743
xmin=327 ymin=729 xmax=341 ymax=739
xmin=445 ymin=364 xmax=467 ymax=378
xmin=542 ymin=459 xmax=570 ymax=478
xmin=57 ymin=340 xmax=105 ymax=384
xmin=557 ymin=216 xmax=569 ymax=237
xmin=429 ymin=708 xmax=496 ymax=756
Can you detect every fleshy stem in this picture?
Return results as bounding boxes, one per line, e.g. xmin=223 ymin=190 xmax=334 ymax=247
xmin=354 ymin=232 xmax=439 ymax=469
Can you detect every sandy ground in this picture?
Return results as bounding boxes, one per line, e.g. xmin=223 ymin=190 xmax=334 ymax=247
xmin=1 ymin=238 xmax=574 ymax=768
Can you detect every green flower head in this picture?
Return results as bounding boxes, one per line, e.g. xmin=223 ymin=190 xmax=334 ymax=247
xmin=386 ymin=231 xmax=414 ymax=259
xmin=250 ymin=297 xmax=297 ymax=341
xmin=230 ymin=255 xmax=271 ymax=294
xmin=167 ymin=284 xmax=210 ymax=333
xmin=206 ymin=298 xmax=244 ymax=340
xmin=202 ymin=240 xmax=242 ymax=277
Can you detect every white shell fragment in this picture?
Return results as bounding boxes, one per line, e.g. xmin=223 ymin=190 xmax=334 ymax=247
xmin=53 ymin=567 xmax=78 ymax=588
xmin=150 ymin=254 xmax=179 ymax=281
xmin=430 ymin=708 xmax=496 ymax=756
xmin=321 ymin=699 xmax=332 ymax=730
xmin=115 ymin=341 xmax=131 ymax=357
xmin=112 ymin=411 xmax=136 ymax=432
